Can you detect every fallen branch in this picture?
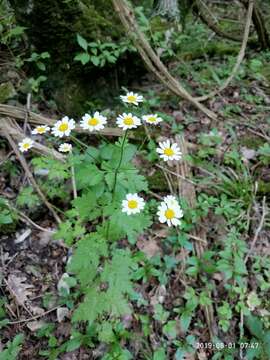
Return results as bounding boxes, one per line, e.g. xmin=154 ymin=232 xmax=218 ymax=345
xmin=0 ymin=104 xmax=123 ymax=137
xmin=2 ymin=119 xmax=62 ymax=224
xmin=7 ymin=306 xmax=59 ymax=325
xmin=194 ymin=0 xmax=254 ymax=43
xmin=176 ymin=135 xmax=217 ymax=340
xmin=112 ymin=0 xmax=218 ymax=121
xmin=195 ymin=0 xmax=254 ymax=102
xmin=0 ymin=118 xmax=65 ymax=161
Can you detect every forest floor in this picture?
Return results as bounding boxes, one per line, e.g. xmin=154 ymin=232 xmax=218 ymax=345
xmin=1 ymin=47 xmax=270 ymax=359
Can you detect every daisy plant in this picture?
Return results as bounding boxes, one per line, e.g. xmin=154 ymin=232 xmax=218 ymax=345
xmin=157 ymin=195 xmax=184 ymax=227
xmin=120 ymin=91 xmax=143 ymax=106
xmin=31 ymin=125 xmax=50 ymax=135
xmin=80 ymin=112 xmax=107 ymax=132
xmin=142 ymin=114 xmax=163 ymax=125
xmin=51 ymin=116 xmax=75 ymax=138
xmin=156 ymin=139 xmax=182 ymax=163
xmin=18 ymin=137 xmax=34 ymax=153
xmin=16 ymin=90 xmax=186 ymax=348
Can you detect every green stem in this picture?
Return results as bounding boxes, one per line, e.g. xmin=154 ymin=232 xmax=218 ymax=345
xmin=106 ymin=130 xmax=128 ymax=239
xmin=70 ymin=135 xmax=97 ymax=162
xmin=112 ymin=130 xmax=128 ymax=200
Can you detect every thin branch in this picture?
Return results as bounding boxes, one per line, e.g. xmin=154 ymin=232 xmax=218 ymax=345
xmin=7 ymin=306 xmax=59 ymax=325
xmin=188 ymin=233 xmax=208 ymax=244
xmin=244 ymin=196 xmax=267 ymax=264
xmin=194 ymin=0 xmax=250 ymax=43
xmin=195 ymin=0 xmax=254 ymax=102
xmin=2 ymin=121 xmax=62 ymax=224
xmin=0 ymin=104 xmax=123 ymax=137
xmin=13 ymin=207 xmax=56 ymax=234
xmin=112 ymin=0 xmax=218 ymax=121
xmin=156 ymin=164 xmax=198 ymax=186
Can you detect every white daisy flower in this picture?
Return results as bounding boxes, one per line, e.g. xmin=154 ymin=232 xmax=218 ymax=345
xmin=163 ymin=195 xmax=179 ymax=208
xmin=80 ymin=112 xmax=107 ymax=132
xmin=59 ymin=143 xmax=72 ymax=153
xmin=120 ymin=91 xmax=143 ymax=106
xmin=31 ymin=125 xmax=50 ymax=135
xmin=142 ymin=114 xmax=163 ymax=125
xmin=18 ymin=138 xmax=34 ymax=153
xmin=51 ymin=116 xmax=75 ymax=138
xmin=116 ymin=113 xmax=141 ymax=130
xmin=156 ymin=140 xmax=182 ymax=162
xmin=122 ymin=193 xmax=145 ymax=215
xmin=157 ymin=198 xmax=183 ymax=227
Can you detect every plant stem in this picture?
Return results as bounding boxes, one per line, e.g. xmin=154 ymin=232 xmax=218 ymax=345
xmin=106 ymin=130 xmax=128 ymax=239
xmin=70 ymin=152 xmax=77 ymax=199
xmin=70 ymin=135 xmax=97 ymax=162
xmin=112 ymin=130 xmax=128 ymax=200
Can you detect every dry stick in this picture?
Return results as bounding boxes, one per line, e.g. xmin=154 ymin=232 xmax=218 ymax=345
xmin=0 ymin=104 xmax=123 ymax=137
xmin=23 ymin=93 xmax=31 ymax=134
xmin=188 ymin=233 xmax=208 ymax=244
xmin=3 ymin=278 xmax=33 ymax=317
xmin=195 ymin=0 xmax=254 ymax=102
xmin=0 ymin=118 xmax=65 ymax=161
xmin=112 ymin=0 xmax=218 ymax=121
xmin=244 ymin=196 xmax=267 ymax=264
xmin=156 ymin=164 xmax=198 ymax=186
xmin=15 ymin=209 xmax=56 ymax=234
xmin=7 ymin=306 xmax=59 ymax=325
xmin=3 ymin=124 xmax=61 ymax=224
xmin=161 ymin=167 xmax=174 ymax=194
xmin=176 ymin=135 xmax=217 ymax=339
xmin=194 ymin=0 xmax=249 ymax=43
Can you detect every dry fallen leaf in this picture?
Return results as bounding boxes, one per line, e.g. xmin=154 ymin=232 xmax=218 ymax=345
xmin=7 ymin=274 xmax=34 ymax=306
xmin=27 ymin=320 xmax=46 ymax=332
xmin=137 ymin=237 xmax=161 ymax=258
xmin=57 ymin=307 xmax=70 ymax=322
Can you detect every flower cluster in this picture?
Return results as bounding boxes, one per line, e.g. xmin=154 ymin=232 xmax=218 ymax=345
xmin=17 ymin=90 xmax=185 ymax=227
xmin=122 ymin=193 xmax=183 ymax=227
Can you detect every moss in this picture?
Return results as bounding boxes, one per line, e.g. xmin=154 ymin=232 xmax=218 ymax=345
xmin=258 ymin=180 xmax=270 ymax=195
xmin=0 ymin=82 xmax=16 ymax=103
xmin=239 ymin=135 xmax=265 ymax=149
xmin=261 ymin=64 xmax=270 ymax=86
xmin=148 ymin=171 xmax=169 ymax=191
xmin=10 ymin=0 xmax=123 ymax=66
xmin=178 ymin=43 xmax=239 ymax=61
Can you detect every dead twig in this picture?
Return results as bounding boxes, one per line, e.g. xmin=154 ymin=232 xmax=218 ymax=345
xmin=7 ymin=306 xmax=59 ymax=325
xmin=112 ymin=0 xmax=218 ymax=121
xmin=0 ymin=118 xmax=65 ymax=161
xmin=176 ymin=135 xmax=217 ymax=340
xmin=244 ymin=196 xmax=267 ymax=264
xmin=156 ymin=164 xmax=198 ymax=186
xmin=195 ymin=0 xmax=254 ymax=102
xmin=0 ymin=104 xmax=123 ymax=137
xmin=2 ymin=120 xmax=62 ymax=224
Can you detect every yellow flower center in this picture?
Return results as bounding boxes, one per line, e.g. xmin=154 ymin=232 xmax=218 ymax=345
xmin=128 ymin=200 xmax=138 ymax=209
xmin=148 ymin=116 xmax=157 ymax=122
xmin=23 ymin=143 xmax=30 ymax=149
xmin=59 ymin=123 xmax=69 ymax=132
xmin=127 ymin=95 xmax=136 ymax=103
xmin=88 ymin=117 xmax=99 ymax=126
xmin=165 ymin=208 xmax=175 ymax=219
xmin=164 ymin=147 xmax=174 ymax=156
xmin=37 ymin=127 xmax=46 ymax=133
xmin=123 ymin=117 xmax=134 ymax=126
